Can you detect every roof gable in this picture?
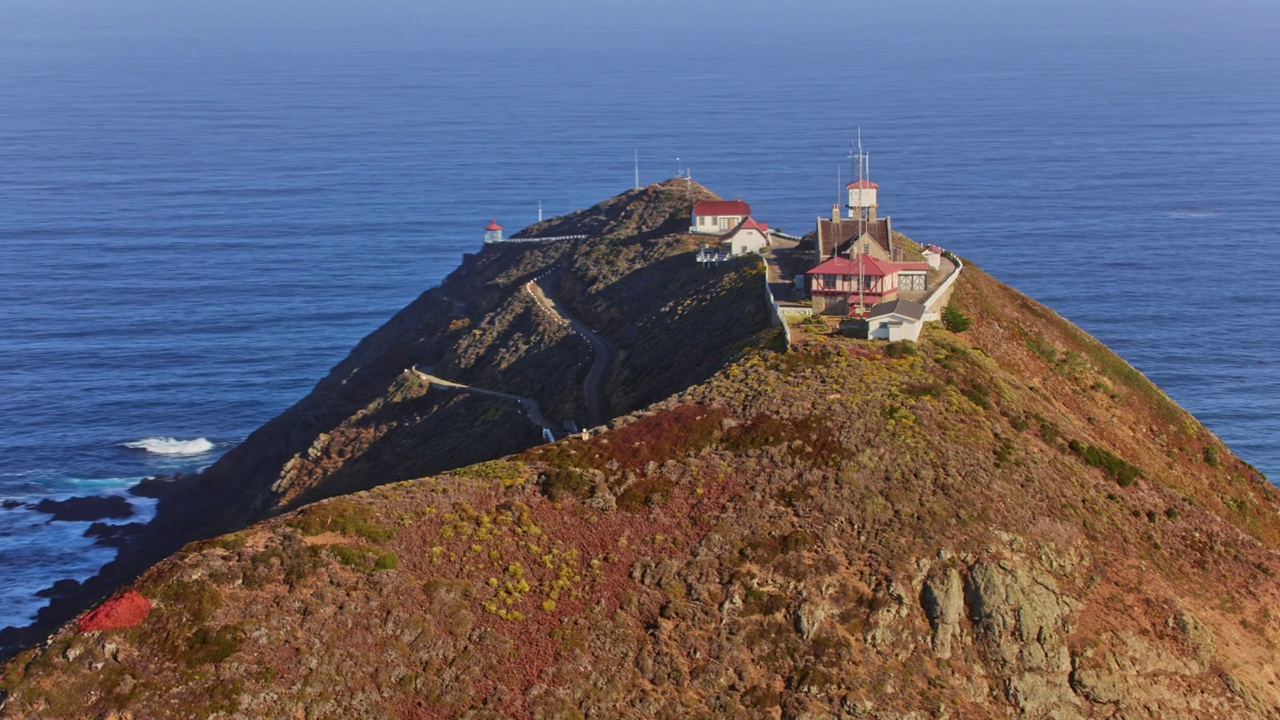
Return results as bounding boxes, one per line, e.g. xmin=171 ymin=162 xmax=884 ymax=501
xmin=817 ymin=217 xmax=891 ymax=258
xmin=806 ymin=255 xmax=897 ymax=277
xmin=867 ymin=299 xmax=925 ymax=321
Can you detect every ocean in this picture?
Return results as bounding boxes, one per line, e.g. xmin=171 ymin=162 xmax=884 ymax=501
xmin=1 ymin=2 xmax=1277 ymax=630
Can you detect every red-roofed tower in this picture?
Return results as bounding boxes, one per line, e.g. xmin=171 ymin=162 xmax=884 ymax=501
xmin=484 ymin=220 xmax=503 ymax=244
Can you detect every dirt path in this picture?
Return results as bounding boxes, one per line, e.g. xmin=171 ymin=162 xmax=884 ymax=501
xmin=409 ymin=367 xmax=557 ymax=441
xmin=525 ymin=272 xmax=616 ymax=429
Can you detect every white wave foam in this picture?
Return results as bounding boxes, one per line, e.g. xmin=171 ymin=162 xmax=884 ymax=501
xmin=122 ymin=437 xmax=215 ymax=456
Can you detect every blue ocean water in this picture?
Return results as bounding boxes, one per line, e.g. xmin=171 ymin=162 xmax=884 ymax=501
xmin=1 ymin=3 xmax=1277 ymax=629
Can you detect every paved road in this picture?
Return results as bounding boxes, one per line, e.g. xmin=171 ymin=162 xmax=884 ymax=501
xmin=526 ymin=273 xmax=616 ymax=429
xmin=409 ymin=367 xmax=557 ymax=440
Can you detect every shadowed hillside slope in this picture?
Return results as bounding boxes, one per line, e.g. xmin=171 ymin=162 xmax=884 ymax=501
xmin=5 ymin=252 xmax=1279 ymax=719
xmin=0 ymin=179 xmax=776 ymax=658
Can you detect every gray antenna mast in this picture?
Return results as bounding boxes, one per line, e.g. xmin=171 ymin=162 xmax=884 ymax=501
xmin=855 ymin=129 xmax=867 ymax=316
xmin=634 ymin=150 xmax=640 ymax=189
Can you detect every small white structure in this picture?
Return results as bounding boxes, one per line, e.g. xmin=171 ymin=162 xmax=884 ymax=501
xmin=846 ymin=179 xmax=879 ymax=220
xmin=922 ymin=244 xmax=943 ymax=270
xmin=691 ymin=200 xmax=751 ymax=233
xmin=484 ymin=220 xmax=503 ymax=244
xmin=867 ymin=299 xmax=926 ymax=342
xmin=721 ymin=217 xmax=771 ymax=256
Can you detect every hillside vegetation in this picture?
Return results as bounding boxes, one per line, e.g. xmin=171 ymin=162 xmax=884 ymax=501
xmin=0 ymin=179 xmax=776 ymax=659
xmin=4 ymin=209 xmax=1279 ymax=718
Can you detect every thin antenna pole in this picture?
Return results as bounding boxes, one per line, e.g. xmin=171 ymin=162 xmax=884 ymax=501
xmin=857 ymin=129 xmax=866 ymax=317
xmin=837 ymin=164 xmax=842 ymax=207
xmin=634 ymin=150 xmax=640 ymax=189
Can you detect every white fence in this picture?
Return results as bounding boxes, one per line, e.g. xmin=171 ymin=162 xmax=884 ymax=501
xmin=497 ymin=234 xmax=588 ymax=244
xmin=759 ymin=256 xmax=792 ymax=349
xmin=921 ymin=251 xmax=964 ymax=321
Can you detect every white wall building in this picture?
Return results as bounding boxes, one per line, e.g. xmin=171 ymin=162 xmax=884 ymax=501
xmin=867 ymin=299 xmax=926 ymax=342
xmin=691 ymin=200 xmax=751 ymax=233
xmin=846 ymin=179 xmax=879 ymax=220
xmin=721 ymin=218 xmax=771 ymax=256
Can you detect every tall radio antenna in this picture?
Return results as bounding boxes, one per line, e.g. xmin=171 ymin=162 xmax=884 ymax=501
xmin=634 ymin=150 xmax=640 ymax=189
xmin=855 ymin=129 xmax=868 ymax=316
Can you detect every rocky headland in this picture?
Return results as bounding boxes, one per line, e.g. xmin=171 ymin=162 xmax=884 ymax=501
xmin=3 ymin=180 xmax=1279 ymax=719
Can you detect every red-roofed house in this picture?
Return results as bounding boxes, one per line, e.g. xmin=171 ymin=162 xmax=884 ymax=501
xmin=691 ymin=200 xmax=751 ymax=233
xmin=806 ymin=254 xmax=928 ymax=316
xmin=720 ymin=217 xmax=771 ymax=255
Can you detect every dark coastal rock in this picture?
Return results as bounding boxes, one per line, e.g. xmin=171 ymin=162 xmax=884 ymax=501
xmin=129 ymin=474 xmax=178 ymax=498
xmin=35 ymin=579 xmax=80 ymax=599
xmin=85 ymin=521 xmax=147 ymax=547
xmin=34 ymin=495 xmax=133 ymax=522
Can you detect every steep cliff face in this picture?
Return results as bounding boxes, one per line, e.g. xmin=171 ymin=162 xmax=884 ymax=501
xmin=0 ymin=179 xmax=776 ymax=659
xmin=199 ymin=177 xmax=762 ymax=518
xmin=4 ymin=240 xmax=1278 ymax=719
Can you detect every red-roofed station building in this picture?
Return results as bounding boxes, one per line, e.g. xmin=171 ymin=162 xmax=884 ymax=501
xmin=691 ymin=200 xmax=751 ymax=234
xmin=806 ymin=255 xmax=932 ymax=316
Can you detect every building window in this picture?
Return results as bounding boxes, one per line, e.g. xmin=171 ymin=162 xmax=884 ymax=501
xmin=822 ymin=274 xmax=835 ymax=289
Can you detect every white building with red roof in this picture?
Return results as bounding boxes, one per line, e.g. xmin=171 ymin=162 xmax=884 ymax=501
xmin=691 ymin=200 xmax=751 ymax=234
xmin=720 ymin=217 xmax=771 ymax=256
xmin=846 ymin=179 xmax=879 ymax=220
xmin=922 ymin=244 xmax=943 ymax=270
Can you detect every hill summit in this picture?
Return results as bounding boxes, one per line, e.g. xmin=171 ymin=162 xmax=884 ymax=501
xmin=4 ymin=182 xmax=1280 ymax=719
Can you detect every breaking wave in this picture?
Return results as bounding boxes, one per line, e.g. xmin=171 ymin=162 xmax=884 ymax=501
xmin=121 ymin=437 xmax=215 ymax=456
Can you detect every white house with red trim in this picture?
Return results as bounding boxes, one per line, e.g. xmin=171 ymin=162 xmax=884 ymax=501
xmin=720 ymin=217 xmax=771 ymax=255
xmin=691 ymin=200 xmax=751 ymax=234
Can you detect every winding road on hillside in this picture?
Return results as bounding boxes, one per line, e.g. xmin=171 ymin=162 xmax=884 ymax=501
xmin=526 ymin=272 xmax=616 ymax=429
xmin=409 ymin=367 xmax=557 ymax=441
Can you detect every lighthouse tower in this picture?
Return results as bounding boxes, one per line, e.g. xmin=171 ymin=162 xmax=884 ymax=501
xmin=484 ymin=220 xmax=503 ymax=244
xmin=846 ymin=179 xmax=879 ymax=221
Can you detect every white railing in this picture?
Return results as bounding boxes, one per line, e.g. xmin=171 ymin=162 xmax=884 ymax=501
xmin=759 ymin=256 xmax=792 ymax=349
xmin=498 ymin=234 xmax=588 ymax=244
xmin=696 ymin=247 xmax=734 ymax=265
xmin=920 ymin=251 xmax=964 ymax=321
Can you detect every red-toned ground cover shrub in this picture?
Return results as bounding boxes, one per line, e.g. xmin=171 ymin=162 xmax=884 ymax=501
xmin=76 ymin=590 xmax=151 ymax=632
